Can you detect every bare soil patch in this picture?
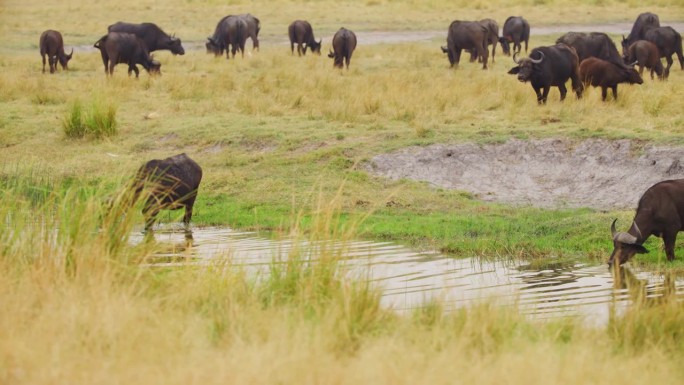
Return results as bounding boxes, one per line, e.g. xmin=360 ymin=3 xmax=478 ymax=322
xmin=367 ymin=139 xmax=684 ymax=210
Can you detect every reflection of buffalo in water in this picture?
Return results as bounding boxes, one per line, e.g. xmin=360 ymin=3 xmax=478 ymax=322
xmin=131 ymin=153 xmax=203 ymax=234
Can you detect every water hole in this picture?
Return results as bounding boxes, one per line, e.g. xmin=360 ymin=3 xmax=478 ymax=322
xmin=131 ymin=226 xmax=684 ymax=327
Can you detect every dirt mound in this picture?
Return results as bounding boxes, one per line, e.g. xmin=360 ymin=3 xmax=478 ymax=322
xmin=367 ymin=139 xmax=684 ymax=210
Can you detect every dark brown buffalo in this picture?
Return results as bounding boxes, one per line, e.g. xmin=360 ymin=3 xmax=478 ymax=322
xmin=556 ymin=32 xmax=625 ymax=67
xmin=443 ymin=20 xmax=488 ymax=69
xmin=579 ymin=57 xmax=643 ymax=101
xmin=108 ymin=22 xmax=184 ymax=55
xmin=132 ymin=153 xmax=203 ymax=233
xmin=288 ymin=20 xmax=321 ymax=56
xmin=206 ymin=15 xmax=249 ymax=59
xmin=498 ymin=16 xmax=529 ymax=56
xmin=623 ymin=40 xmax=664 ymax=80
xmin=94 ymin=32 xmax=161 ymax=77
xmin=469 ymin=18 xmax=499 ymax=63
xmin=507 ymin=44 xmax=583 ymax=104
xmin=39 ymin=30 xmax=73 ymax=74
xmin=621 ymin=12 xmax=660 ymax=52
xmin=609 ymin=179 xmax=684 ymax=267
xmin=237 ymin=14 xmax=261 ymax=51
xmin=642 ymin=26 xmax=684 ymax=77
xmin=328 ymin=27 xmax=357 ymax=69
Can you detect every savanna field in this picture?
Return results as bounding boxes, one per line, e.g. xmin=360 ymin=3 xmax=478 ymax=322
xmin=3 ymin=0 xmax=684 ymax=383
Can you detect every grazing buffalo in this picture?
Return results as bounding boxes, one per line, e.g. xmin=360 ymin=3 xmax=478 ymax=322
xmin=206 ymin=15 xmax=249 ymax=59
xmin=642 ymin=27 xmax=684 ymax=77
xmin=328 ymin=27 xmax=357 ymax=69
xmin=623 ymin=40 xmax=664 ymax=80
xmin=288 ymin=20 xmax=321 ymax=56
xmin=499 ymin=16 xmax=530 ymax=56
xmin=507 ymin=44 xmax=583 ymax=104
xmin=132 ymin=153 xmax=203 ymax=233
xmin=94 ymin=32 xmax=161 ymax=77
xmin=621 ymin=12 xmax=660 ymax=52
xmin=609 ymin=179 xmax=684 ymax=267
xmin=579 ymin=57 xmax=643 ymax=101
xmin=469 ymin=18 xmax=499 ymax=63
xmin=108 ymin=22 xmax=184 ymax=55
xmin=39 ymin=30 xmax=73 ymax=74
xmin=556 ymin=32 xmax=625 ymax=66
xmin=237 ymin=14 xmax=261 ymax=51
xmin=443 ymin=20 xmax=489 ymax=69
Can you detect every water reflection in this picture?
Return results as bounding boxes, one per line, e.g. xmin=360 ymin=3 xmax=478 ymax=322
xmin=130 ymin=226 xmax=684 ymax=326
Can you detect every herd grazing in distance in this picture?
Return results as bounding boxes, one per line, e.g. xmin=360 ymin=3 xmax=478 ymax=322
xmin=32 ymin=12 xmax=684 ymax=265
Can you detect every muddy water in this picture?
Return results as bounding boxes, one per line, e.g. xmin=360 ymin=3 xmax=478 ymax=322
xmin=131 ymin=227 xmax=684 ymax=326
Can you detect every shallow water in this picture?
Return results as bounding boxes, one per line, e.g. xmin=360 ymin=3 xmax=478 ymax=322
xmin=131 ymin=226 xmax=684 ymax=326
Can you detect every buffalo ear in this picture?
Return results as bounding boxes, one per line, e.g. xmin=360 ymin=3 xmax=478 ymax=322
xmin=634 ymin=244 xmax=648 ymax=254
xmin=508 ymin=66 xmax=520 ymax=75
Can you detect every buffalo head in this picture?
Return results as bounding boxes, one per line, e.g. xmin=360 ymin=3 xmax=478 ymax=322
xmin=608 ymin=219 xmax=648 ymax=267
xmin=507 ymin=51 xmax=543 ymax=83
xmin=624 ymin=62 xmax=644 ymax=85
xmin=206 ymin=37 xmax=222 ymax=56
xmin=309 ymin=39 xmax=322 ymax=55
xmin=169 ymin=34 xmax=185 ymax=55
xmin=59 ymin=48 xmax=73 ymax=70
xmin=499 ymin=37 xmax=511 ymax=55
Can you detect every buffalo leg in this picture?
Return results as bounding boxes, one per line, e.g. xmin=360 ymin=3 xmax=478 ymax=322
xmin=663 ymin=231 xmax=677 ymax=261
xmin=601 ymin=86 xmax=608 ymax=101
xmin=42 ymin=54 xmax=47 ymax=73
xmin=453 ymin=49 xmax=462 ymax=67
xmin=571 ymin=74 xmax=583 ymax=99
xmin=345 ymin=55 xmax=351 ymax=69
xmin=664 ymin=56 xmax=673 ymax=76
xmin=611 ymin=85 xmax=618 ymax=100
xmin=290 ymin=41 xmax=295 ymax=55
xmin=558 ymin=83 xmax=568 ymax=101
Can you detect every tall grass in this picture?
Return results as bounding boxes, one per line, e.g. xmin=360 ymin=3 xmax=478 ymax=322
xmin=1 ymin=176 xmax=684 ymax=383
xmin=62 ymin=100 xmax=117 ymax=139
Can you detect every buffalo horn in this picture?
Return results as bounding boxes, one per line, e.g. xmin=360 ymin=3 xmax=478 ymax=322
xmin=611 ymin=218 xmax=618 ymax=238
xmin=68 ymin=48 xmax=73 ymax=58
xmin=530 ymin=51 xmax=544 ymax=64
xmin=611 ymin=219 xmax=638 ymax=244
xmin=629 ymin=60 xmax=638 ymax=67
xmin=513 ymin=52 xmax=520 ymax=64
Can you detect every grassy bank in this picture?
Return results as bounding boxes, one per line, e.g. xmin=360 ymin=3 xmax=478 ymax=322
xmin=2 ymin=184 xmax=684 ymax=384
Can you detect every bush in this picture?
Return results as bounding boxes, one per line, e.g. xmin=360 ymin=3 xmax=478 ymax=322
xmin=62 ymin=100 xmax=117 ymax=139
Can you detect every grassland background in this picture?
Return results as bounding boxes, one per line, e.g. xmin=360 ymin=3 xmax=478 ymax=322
xmin=1 ymin=0 xmax=684 ymax=265
xmin=3 ymin=1 xmax=684 ymax=384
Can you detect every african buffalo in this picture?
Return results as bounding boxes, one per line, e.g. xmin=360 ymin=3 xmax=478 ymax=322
xmin=288 ymin=20 xmax=321 ymax=56
xmin=206 ymin=15 xmax=249 ymax=59
xmin=108 ymin=22 xmax=184 ymax=55
xmin=94 ymin=32 xmax=161 ymax=77
xmin=621 ymin=12 xmax=660 ymax=52
xmin=642 ymin=26 xmax=684 ymax=77
xmin=39 ymin=30 xmax=73 ymax=74
xmin=132 ymin=153 xmax=202 ymax=233
xmin=623 ymin=40 xmax=664 ymax=80
xmin=328 ymin=27 xmax=357 ymax=69
xmin=238 ymin=14 xmax=261 ymax=51
xmin=443 ymin=20 xmax=488 ymax=69
xmin=499 ymin=16 xmax=529 ymax=56
xmin=579 ymin=57 xmax=643 ymax=101
xmin=556 ymin=32 xmax=625 ymax=67
xmin=609 ymin=179 xmax=684 ymax=267
xmin=469 ymin=18 xmax=499 ymax=63
xmin=507 ymin=44 xmax=583 ymax=104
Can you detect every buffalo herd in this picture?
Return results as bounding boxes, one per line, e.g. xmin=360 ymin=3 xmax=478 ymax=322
xmin=36 ymin=13 xmax=684 ymax=264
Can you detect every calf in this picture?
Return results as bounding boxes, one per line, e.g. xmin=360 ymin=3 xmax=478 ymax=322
xmin=288 ymin=20 xmax=321 ymax=56
xmin=39 ymin=30 xmax=73 ymax=74
xmin=609 ymin=179 xmax=684 ymax=267
xmin=328 ymin=27 xmax=357 ymax=69
xmin=132 ymin=153 xmax=203 ymax=233
xmin=94 ymin=32 xmax=161 ymax=77
xmin=624 ymin=40 xmax=664 ymax=80
xmin=579 ymin=57 xmax=643 ymax=101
